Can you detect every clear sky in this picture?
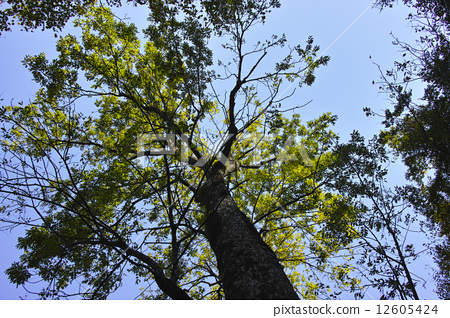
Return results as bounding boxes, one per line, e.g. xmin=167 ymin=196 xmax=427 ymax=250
xmin=0 ymin=0 xmax=436 ymax=299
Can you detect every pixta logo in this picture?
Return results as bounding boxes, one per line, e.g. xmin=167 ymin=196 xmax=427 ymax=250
xmin=136 ymin=133 xmax=313 ymax=167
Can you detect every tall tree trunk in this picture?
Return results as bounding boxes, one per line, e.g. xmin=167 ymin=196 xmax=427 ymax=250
xmin=197 ymin=171 xmax=299 ymax=299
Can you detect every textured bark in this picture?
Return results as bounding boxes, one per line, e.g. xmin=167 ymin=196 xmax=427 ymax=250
xmin=197 ymin=171 xmax=299 ymax=299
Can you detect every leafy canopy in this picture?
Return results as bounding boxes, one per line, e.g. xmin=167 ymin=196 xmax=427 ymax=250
xmin=0 ymin=2 xmax=369 ymax=299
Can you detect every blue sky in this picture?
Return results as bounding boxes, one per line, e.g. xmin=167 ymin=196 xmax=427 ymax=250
xmin=0 ymin=0 xmax=436 ymax=299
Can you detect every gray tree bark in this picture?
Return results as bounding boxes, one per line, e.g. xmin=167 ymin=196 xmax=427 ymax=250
xmin=196 ymin=171 xmax=299 ymax=299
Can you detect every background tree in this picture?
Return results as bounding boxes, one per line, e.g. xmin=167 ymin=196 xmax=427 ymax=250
xmin=0 ymin=1 xmax=367 ymax=299
xmin=367 ymin=0 xmax=450 ymax=298
xmin=0 ymin=0 xmax=150 ymax=34
xmin=330 ymin=132 xmax=424 ymax=300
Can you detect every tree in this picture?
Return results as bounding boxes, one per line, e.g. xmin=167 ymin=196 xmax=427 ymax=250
xmin=0 ymin=1 xmax=369 ymax=299
xmin=368 ymin=0 xmax=450 ymax=298
xmin=0 ymin=0 xmax=148 ymax=34
xmin=329 ymin=132 xmax=423 ymax=300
